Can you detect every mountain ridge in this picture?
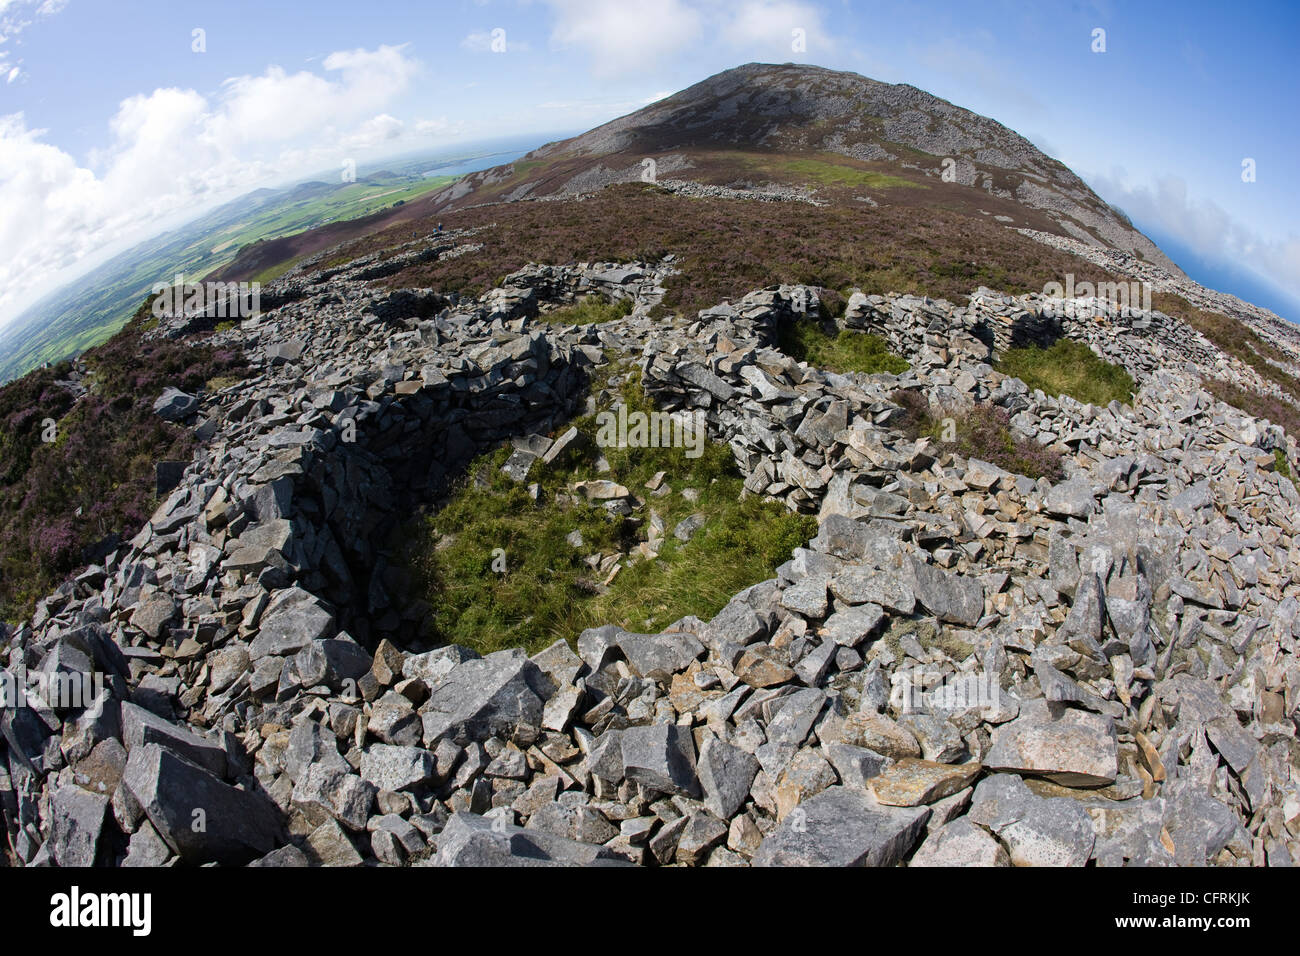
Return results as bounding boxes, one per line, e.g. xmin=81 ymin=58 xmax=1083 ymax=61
xmin=418 ymin=62 xmax=1180 ymax=276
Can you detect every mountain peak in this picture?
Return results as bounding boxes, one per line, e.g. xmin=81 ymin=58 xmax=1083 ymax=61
xmin=433 ymin=62 xmax=1177 ymax=276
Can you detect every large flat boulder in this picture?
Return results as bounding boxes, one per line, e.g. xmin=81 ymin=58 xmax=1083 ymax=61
xmin=121 ymin=701 xmax=228 ymax=777
xmin=249 ymin=587 xmax=336 ymax=660
xmin=985 ymin=699 xmax=1117 ymax=787
xmin=420 ymin=648 xmax=555 ymax=748
xmin=432 ymin=812 xmax=633 ymax=867
xmin=123 ymin=744 xmax=283 ymax=865
xmin=752 ymin=786 xmax=930 ymax=866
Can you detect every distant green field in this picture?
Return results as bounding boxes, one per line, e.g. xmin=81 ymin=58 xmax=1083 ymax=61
xmin=0 ymin=169 xmax=458 ymax=384
xmin=205 ymin=173 xmax=458 ymax=262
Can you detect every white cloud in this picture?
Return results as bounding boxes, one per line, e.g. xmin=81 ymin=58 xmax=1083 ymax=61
xmin=545 ymin=0 xmax=703 ymax=78
xmin=720 ymin=0 xmax=831 ymax=54
xmin=542 ymin=0 xmax=831 ymax=79
xmin=0 ymin=43 xmax=430 ymax=327
xmin=341 ymin=113 xmax=405 ymax=150
xmin=1090 ymin=170 xmax=1300 ymax=305
xmin=0 ymin=0 xmax=67 ymax=82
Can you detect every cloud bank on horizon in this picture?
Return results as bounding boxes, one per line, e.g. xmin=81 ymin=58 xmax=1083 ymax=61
xmin=0 ymin=0 xmax=1297 ymax=328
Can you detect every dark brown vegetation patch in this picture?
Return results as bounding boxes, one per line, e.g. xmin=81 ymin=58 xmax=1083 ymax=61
xmin=0 ymin=301 xmax=248 ymax=622
xmin=323 ymin=184 xmax=1123 ymax=319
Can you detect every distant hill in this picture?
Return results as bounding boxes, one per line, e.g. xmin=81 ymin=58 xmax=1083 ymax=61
xmin=0 ymin=145 xmax=533 ymax=384
xmin=421 ymin=63 xmax=1181 ymax=272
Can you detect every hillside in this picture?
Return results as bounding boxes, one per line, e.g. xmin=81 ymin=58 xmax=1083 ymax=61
xmin=2 ymin=63 xmax=1298 ymax=872
xmin=414 ymin=62 xmax=1176 ymax=267
xmin=0 ymin=148 xmax=525 ymax=385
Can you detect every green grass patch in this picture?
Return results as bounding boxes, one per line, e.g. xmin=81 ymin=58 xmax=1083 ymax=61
xmin=778 ymin=321 xmax=909 ymax=375
xmin=717 ymin=151 xmax=922 ymax=191
xmin=1274 ymin=448 xmax=1299 ymax=490
xmin=396 ymin=369 xmax=816 ymax=653
xmin=996 ymin=338 xmax=1134 ymax=407
xmin=541 ymin=295 xmax=633 ymax=326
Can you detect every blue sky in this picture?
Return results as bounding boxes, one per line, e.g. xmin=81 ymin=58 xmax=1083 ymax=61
xmin=1 ymin=0 xmax=1297 ymax=327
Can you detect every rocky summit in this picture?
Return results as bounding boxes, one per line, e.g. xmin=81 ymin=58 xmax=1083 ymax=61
xmin=4 ymin=216 xmax=1298 ymax=869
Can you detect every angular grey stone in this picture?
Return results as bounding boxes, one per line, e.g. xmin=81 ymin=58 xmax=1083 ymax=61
xmin=755 ymin=688 xmax=827 ymax=778
xmin=291 ymin=761 xmax=376 ymax=831
xmin=249 ymin=587 xmax=335 ymax=660
xmin=781 ymin=576 xmax=830 ymax=617
xmin=283 ymin=717 xmax=348 ymax=783
xmin=48 ymin=784 xmax=110 ymax=867
xmin=248 ymin=845 xmax=310 ymax=867
xmin=295 ymin=636 xmax=372 ymax=689
xmin=698 ymin=735 xmax=760 ymax=819
xmin=825 ymin=742 xmax=890 ymax=788
xmin=526 ymin=802 xmax=617 ymax=845
xmin=304 ymin=819 xmax=363 ymax=867
xmin=967 ymin=774 xmax=1094 ymax=866
xmin=752 ymin=786 xmax=930 ymax=867
xmin=402 ymin=644 xmax=481 ymax=685
xmin=500 ymin=447 xmax=538 ymax=483
xmin=1204 ymin=715 xmax=1261 ymax=776
xmin=677 ymin=362 xmax=735 ymax=400
xmin=130 ymin=594 xmax=176 ymax=640
xmin=153 ymin=387 xmax=198 ymax=422
xmin=1164 ymin=781 xmax=1248 ymax=865
xmin=1060 ymin=573 xmax=1106 ymax=643
xmin=122 ymin=820 xmax=172 ymax=867
xmin=794 ymin=638 xmax=837 ymax=686
xmin=702 ymin=600 xmax=765 ymax=651
xmin=909 ymin=817 xmax=1009 ymax=866
xmin=831 ymin=567 xmax=916 ymax=614
xmin=542 ymin=681 xmax=584 ymax=732
xmin=209 ymin=646 xmax=249 ymax=693
xmin=265 ymin=340 xmax=304 ymax=364
xmin=420 ymin=648 xmax=555 ymax=748
xmin=530 ymin=639 xmax=584 ymax=686
xmin=615 ymin=629 xmax=705 ymax=682
xmin=821 ymin=603 xmax=886 ymax=647
xmin=586 ymin=729 xmax=626 ymax=782
xmin=121 ymin=702 xmax=227 ymax=777
xmin=432 ymin=812 xmax=633 ymax=866
xmin=368 ymin=692 xmax=423 ymax=747
xmin=1044 ymin=477 xmax=1096 ymax=519
xmin=620 ymin=723 xmax=700 ymax=797
xmin=673 ymin=513 xmax=707 ymax=542
xmin=985 ymin=699 xmax=1117 ymax=787
xmin=676 ymin=811 xmax=728 ymax=865
xmin=359 ymin=744 xmax=434 ymax=792
xmin=811 ymin=515 xmax=902 ymax=566
xmin=540 ymin=426 xmax=585 ymax=466
xmin=124 ymin=743 xmax=283 ymax=865
xmin=907 ymin=558 xmax=983 ymax=626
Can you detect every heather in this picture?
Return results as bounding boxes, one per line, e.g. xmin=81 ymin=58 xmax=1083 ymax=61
xmin=1203 ymin=376 xmax=1300 ymax=440
xmin=0 ymin=300 xmax=247 ymax=622
xmin=892 ymin=389 xmax=1064 ymax=482
xmin=317 ymin=184 xmax=1122 ymax=321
